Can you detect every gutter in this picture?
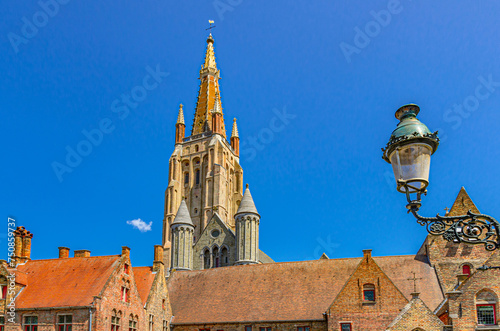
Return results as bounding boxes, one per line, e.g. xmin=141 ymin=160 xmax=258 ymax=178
xmin=15 ymin=306 xmax=91 ymax=311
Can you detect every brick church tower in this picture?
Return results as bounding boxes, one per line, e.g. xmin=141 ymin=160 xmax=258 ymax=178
xmin=162 ymin=34 xmax=244 ymax=268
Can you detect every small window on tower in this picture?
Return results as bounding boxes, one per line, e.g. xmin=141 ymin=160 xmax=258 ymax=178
xmin=195 ymin=170 xmax=200 ymax=185
xmin=340 ymin=323 xmax=352 ymax=331
xmin=195 ymin=145 xmax=199 ymax=152
xmin=184 ymin=172 xmax=189 ymax=185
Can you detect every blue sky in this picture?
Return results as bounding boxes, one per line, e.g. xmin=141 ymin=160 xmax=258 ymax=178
xmin=1 ymin=1 xmax=500 ymax=266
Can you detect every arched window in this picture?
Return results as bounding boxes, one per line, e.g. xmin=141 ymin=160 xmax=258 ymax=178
xmin=195 ymin=169 xmax=200 ymax=185
xmin=111 ymin=310 xmax=121 ymax=331
xmin=212 ymin=246 xmax=220 ymax=268
xmin=463 ymin=264 xmax=472 ymax=276
xmin=195 ymin=145 xmax=199 ymax=152
xmin=476 ymin=290 xmax=498 ymax=325
xmin=203 ymin=249 xmax=210 ymax=269
xmin=129 ymin=314 xmax=138 ymax=331
xmin=363 ymin=284 xmax=376 ymax=302
xmin=221 ymin=247 xmax=229 ymax=266
xmin=184 ymin=172 xmax=189 ymax=185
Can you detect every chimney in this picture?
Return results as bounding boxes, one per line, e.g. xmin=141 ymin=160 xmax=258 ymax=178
xmin=13 ymin=226 xmax=33 ymax=264
xmin=153 ymin=245 xmax=164 ymax=272
xmin=363 ymin=249 xmax=372 ymax=261
xmin=74 ymin=250 xmax=91 ymax=258
xmin=58 ymin=247 xmax=70 ymax=258
xmin=122 ymin=246 xmax=130 ymax=259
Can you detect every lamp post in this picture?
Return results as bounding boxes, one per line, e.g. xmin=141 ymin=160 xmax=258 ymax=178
xmin=382 ymin=104 xmax=499 ymax=251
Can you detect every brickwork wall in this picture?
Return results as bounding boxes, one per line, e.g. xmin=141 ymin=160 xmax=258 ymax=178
xmin=144 ymin=266 xmax=173 ymax=331
xmin=386 ymin=297 xmax=444 ymax=331
xmin=447 ymin=252 xmax=500 ymax=330
xmin=173 ymin=320 xmax=326 ymax=331
xmin=93 ymin=253 xmax=146 ymax=331
xmin=327 ymin=251 xmax=409 ymax=331
xmin=4 ymin=308 xmax=89 ymax=331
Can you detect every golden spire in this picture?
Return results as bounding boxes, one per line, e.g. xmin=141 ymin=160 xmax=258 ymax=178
xmin=204 ymin=34 xmax=217 ymax=69
xmin=231 ymin=118 xmax=239 ymax=138
xmin=191 ymin=34 xmax=226 ymax=138
xmin=177 ymin=104 xmax=185 ymax=125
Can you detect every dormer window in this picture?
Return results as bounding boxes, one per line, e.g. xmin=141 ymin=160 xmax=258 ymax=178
xmin=363 ymin=284 xmax=376 ymax=302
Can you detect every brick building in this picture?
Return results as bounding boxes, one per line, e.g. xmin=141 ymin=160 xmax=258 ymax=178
xmin=1 ymin=35 xmax=499 ymax=331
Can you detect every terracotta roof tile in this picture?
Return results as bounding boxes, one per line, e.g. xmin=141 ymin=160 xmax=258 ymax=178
xmin=168 ymin=255 xmax=443 ymax=324
xmin=16 ymin=255 xmax=120 ymax=308
xmin=133 ymin=266 xmax=156 ymax=306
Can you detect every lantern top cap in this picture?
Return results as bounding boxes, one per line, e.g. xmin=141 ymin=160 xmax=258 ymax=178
xmin=395 ymin=104 xmax=420 ymax=120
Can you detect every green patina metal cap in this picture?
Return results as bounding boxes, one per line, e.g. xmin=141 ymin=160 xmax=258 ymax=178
xmin=382 ymin=104 xmax=439 ymax=163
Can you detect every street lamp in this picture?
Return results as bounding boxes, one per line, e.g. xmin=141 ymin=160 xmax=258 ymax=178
xmin=382 ymin=104 xmax=499 ymax=251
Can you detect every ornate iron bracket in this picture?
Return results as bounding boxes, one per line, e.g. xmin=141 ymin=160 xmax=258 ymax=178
xmin=478 ymin=265 xmax=500 ymax=271
xmin=400 ymin=181 xmax=500 ymax=251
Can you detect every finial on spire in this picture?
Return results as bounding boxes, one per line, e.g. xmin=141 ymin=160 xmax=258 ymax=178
xmin=206 ymin=20 xmax=216 ymax=41
xmin=177 ymin=104 xmax=185 ymax=125
xmin=246 ymin=183 xmax=249 ymax=189
xmin=231 ymin=118 xmax=239 ymax=138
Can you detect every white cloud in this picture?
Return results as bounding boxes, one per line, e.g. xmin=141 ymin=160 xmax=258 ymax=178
xmin=126 ymin=218 xmax=152 ymax=232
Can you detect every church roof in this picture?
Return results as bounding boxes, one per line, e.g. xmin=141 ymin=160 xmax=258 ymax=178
xmin=133 ymin=266 xmax=156 ymax=306
xmin=236 ymin=185 xmax=259 ymax=215
xmin=172 ymin=200 xmax=194 ymax=226
xmin=15 ymin=255 xmax=121 ymax=309
xmin=167 ymin=254 xmax=443 ymax=324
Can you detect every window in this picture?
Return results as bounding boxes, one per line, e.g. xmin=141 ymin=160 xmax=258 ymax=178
xmin=163 ymin=320 xmax=168 ymax=331
xmin=184 ymin=172 xmax=189 ymax=185
xmin=111 ymin=312 xmax=121 ymax=331
xmin=200 ymin=329 xmax=210 ymax=331
xmin=162 ymin=299 xmax=166 ymax=310
xmin=259 ymin=328 xmax=271 ymax=331
xmin=121 ymin=286 xmax=129 ymax=302
xmin=0 ymin=316 xmax=5 ymax=331
xmin=213 ymin=246 xmax=220 ymax=268
xmin=340 ymin=323 xmax=351 ymax=331
xmin=221 ymin=247 xmax=229 ymax=266
xmin=203 ymin=249 xmax=210 ymax=269
xmin=148 ymin=315 xmax=154 ymax=331
xmin=245 ymin=327 xmax=252 ymax=331
xmin=195 ymin=170 xmax=200 ymax=185
xmin=124 ymin=264 xmax=129 ymax=274
xmin=363 ymin=284 xmax=375 ymax=302
xmin=58 ymin=315 xmax=72 ymax=331
xmin=1 ymin=285 xmax=6 ymax=299
xmin=476 ymin=290 xmax=498 ymax=325
xmin=462 ymin=264 xmax=471 ymax=276
xmin=128 ymin=315 xmax=137 ymax=331
xmin=195 ymin=145 xmax=199 ymax=152
xmin=297 ymin=327 xmax=310 ymax=331
xmin=24 ymin=316 xmax=38 ymax=331
xmin=477 ymin=305 xmax=496 ymax=325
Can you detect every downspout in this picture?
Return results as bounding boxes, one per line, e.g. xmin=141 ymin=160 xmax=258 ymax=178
xmin=89 ymin=297 xmax=96 ymax=331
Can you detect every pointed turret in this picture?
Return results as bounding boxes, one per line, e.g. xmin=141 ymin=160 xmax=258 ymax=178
xmin=172 ymin=200 xmax=194 ymax=226
xmin=236 ymin=184 xmax=259 ymax=216
xmin=191 ymin=34 xmax=226 ymax=138
xmin=231 ymin=118 xmax=240 ymax=156
xmin=175 ymin=104 xmax=186 ymax=144
xmin=170 ymin=200 xmax=194 ymax=271
xmin=235 ymin=184 xmax=260 ymax=265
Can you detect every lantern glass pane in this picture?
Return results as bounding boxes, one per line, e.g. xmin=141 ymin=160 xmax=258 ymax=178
xmin=390 ymin=143 xmax=432 ymax=192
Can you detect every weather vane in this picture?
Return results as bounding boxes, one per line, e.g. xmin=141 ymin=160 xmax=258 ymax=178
xmin=206 ymin=20 xmax=216 ymax=33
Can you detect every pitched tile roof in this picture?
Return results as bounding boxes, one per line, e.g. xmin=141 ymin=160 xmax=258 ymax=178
xmin=133 ymin=266 xmax=156 ymax=306
xmin=15 ymin=255 xmax=120 ymax=309
xmin=168 ymin=255 xmax=443 ymax=324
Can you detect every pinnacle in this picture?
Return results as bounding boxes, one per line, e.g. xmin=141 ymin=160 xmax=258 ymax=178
xmin=177 ymin=104 xmax=185 ymax=125
xmin=231 ymin=118 xmax=239 ymax=138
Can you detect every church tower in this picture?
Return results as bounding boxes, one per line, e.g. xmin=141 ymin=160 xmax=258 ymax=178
xmin=162 ymin=34 xmax=244 ymax=268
